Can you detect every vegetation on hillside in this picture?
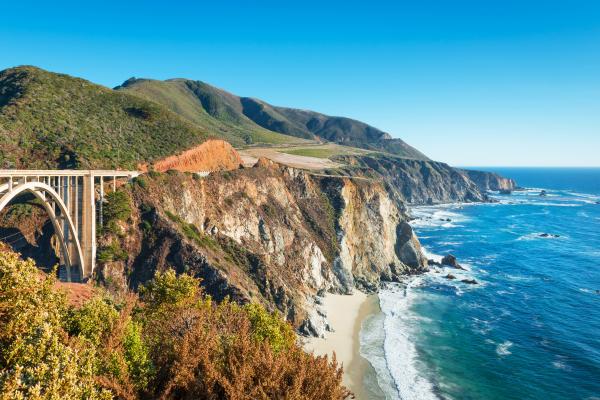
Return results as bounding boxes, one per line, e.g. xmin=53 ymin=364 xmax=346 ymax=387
xmin=0 ymin=249 xmax=351 ymax=399
xmin=115 ymin=78 xmax=309 ymax=147
xmin=117 ymin=77 xmax=430 ymax=160
xmin=0 ymin=66 xmax=214 ymax=169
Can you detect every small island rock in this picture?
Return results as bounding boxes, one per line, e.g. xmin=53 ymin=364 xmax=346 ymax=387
xmin=441 ymin=254 xmax=465 ymax=270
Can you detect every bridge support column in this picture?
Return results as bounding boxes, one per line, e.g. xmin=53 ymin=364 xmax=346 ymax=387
xmin=80 ymin=173 xmax=96 ymax=279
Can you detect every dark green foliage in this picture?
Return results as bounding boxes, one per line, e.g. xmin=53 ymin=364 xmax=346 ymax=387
xmin=103 ymin=191 xmax=132 ymax=225
xmin=0 ymin=66 xmax=212 ymax=169
xmin=133 ymin=177 xmax=148 ymax=189
xmin=101 ymin=190 xmax=132 ymax=237
xmin=97 ymin=240 xmax=128 ymax=263
xmin=164 ymin=210 xmax=218 ymax=250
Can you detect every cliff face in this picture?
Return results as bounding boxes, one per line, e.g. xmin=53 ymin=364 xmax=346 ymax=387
xmin=98 ymin=159 xmax=427 ymax=336
xmin=332 ymin=155 xmax=488 ymax=205
xmin=461 ymin=169 xmax=517 ymax=191
xmin=330 ymin=155 xmax=517 ymax=205
xmin=143 ymin=139 xmax=243 ymax=172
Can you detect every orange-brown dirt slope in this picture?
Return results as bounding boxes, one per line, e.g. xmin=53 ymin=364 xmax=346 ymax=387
xmin=146 ymin=139 xmax=243 ymax=172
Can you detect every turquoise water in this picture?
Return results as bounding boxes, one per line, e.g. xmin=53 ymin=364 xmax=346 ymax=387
xmin=361 ymin=168 xmax=600 ymax=400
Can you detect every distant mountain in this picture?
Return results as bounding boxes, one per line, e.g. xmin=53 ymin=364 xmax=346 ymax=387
xmin=0 ymin=66 xmax=217 ymax=169
xmin=117 ymin=78 xmax=429 ymax=160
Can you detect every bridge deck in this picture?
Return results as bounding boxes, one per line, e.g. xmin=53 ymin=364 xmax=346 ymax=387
xmin=0 ymin=170 xmax=139 ymax=177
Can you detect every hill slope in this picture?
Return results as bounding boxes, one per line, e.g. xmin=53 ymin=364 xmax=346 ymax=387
xmin=117 ymin=78 xmax=429 ymax=160
xmin=115 ymin=78 xmax=307 ymax=147
xmin=0 ymin=66 xmax=239 ymax=169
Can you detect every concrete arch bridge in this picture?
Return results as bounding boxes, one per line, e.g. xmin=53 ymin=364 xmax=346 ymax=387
xmin=0 ymin=170 xmax=139 ymax=281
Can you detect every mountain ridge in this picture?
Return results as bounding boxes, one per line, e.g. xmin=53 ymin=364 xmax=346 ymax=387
xmin=117 ymin=77 xmax=429 ymax=160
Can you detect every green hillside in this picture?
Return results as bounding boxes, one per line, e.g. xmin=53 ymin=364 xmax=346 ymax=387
xmin=0 ymin=66 xmax=218 ymax=169
xmin=115 ymin=78 xmax=309 ymax=146
xmin=118 ymin=78 xmax=429 ymax=160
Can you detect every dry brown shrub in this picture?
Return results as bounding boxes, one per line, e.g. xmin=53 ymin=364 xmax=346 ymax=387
xmin=145 ymin=299 xmax=352 ymax=400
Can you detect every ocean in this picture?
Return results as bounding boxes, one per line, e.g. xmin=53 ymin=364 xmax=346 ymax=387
xmin=360 ymin=168 xmax=600 ymax=400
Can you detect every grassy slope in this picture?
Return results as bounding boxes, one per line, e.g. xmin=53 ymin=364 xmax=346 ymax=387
xmin=118 ymin=78 xmax=430 ymax=160
xmin=0 ymin=66 xmax=220 ymax=169
xmin=115 ymin=79 xmax=308 ymax=147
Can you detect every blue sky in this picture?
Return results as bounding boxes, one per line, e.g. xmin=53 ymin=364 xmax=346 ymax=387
xmin=2 ymin=0 xmax=599 ymax=166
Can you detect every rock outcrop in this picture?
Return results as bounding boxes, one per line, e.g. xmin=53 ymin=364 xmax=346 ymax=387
xmin=98 ymin=159 xmax=428 ymax=335
xmin=460 ymin=169 xmax=517 ymax=192
xmin=331 ymin=155 xmax=488 ymax=205
xmin=142 ymin=139 xmax=243 ymax=172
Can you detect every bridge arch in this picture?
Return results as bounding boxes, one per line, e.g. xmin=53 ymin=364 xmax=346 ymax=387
xmin=0 ymin=181 xmax=85 ymax=279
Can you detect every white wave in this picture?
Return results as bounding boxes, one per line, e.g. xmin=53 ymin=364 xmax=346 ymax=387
xmin=409 ymin=204 xmax=471 ymax=229
xmin=496 ymin=341 xmax=513 ymax=356
xmin=359 ymin=313 xmax=399 ymax=400
xmin=565 ymin=191 xmax=600 ymax=201
xmin=516 ymin=232 xmax=565 ymax=241
xmin=437 ymin=241 xmax=462 ymax=246
xmin=421 ymin=246 xmax=443 ymax=264
xmin=552 ymin=360 xmax=571 ymax=371
xmin=377 ymin=280 xmax=439 ymax=400
xmin=532 ymin=202 xmax=581 ymax=207
xmin=503 ymin=274 xmax=535 ymax=282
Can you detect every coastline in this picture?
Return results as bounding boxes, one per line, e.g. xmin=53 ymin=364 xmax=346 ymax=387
xmin=303 ymin=291 xmax=383 ymax=400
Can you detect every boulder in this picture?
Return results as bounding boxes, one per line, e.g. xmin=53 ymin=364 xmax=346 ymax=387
xmin=461 ymin=279 xmax=478 ymax=285
xmin=445 ymin=274 xmax=456 ymax=280
xmin=441 ymin=254 xmax=465 ymax=270
xmin=428 ymin=259 xmax=441 ymax=267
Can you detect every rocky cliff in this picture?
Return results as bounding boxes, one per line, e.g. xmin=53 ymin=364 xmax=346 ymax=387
xmin=140 ymin=139 xmax=243 ymax=172
xmin=331 ymin=155 xmax=488 ymax=205
xmin=97 ymin=159 xmax=427 ymax=336
xmin=461 ymin=169 xmax=517 ymax=191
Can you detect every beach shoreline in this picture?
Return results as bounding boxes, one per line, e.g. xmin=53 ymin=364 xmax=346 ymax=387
xmin=303 ymin=291 xmax=382 ymax=399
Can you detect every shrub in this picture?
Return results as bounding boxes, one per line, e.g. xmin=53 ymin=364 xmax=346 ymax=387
xmin=243 ymin=302 xmax=296 ymax=353
xmin=133 ymin=177 xmax=148 ymax=189
xmin=139 ymin=269 xmax=350 ymax=400
xmin=97 ymin=241 xmax=128 ymax=263
xmin=0 ymin=252 xmax=351 ymax=400
xmin=0 ymin=250 xmax=111 ymax=399
xmin=103 ymin=191 xmax=132 ymax=224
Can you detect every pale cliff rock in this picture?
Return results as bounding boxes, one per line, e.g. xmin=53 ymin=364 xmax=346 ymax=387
xmin=98 ymin=159 xmax=428 ymax=336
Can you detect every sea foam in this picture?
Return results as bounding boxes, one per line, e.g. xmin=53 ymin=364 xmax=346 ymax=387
xmin=378 ymin=280 xmax=440 ymax=400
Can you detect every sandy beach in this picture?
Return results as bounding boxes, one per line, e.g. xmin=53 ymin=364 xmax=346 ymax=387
xmin=303 ymin=291 xmax=382 ymax=399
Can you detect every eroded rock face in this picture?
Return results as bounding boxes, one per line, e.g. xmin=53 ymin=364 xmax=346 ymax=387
xmin=98 ymin=159 xmax=428 ymax=334
xmin=460 ymin=169 xmax=517 ymax=192
xmin=144 ymin=139 xmax=243 ymax=172
xmin=332 ymin=155 xmax=489 ymax=205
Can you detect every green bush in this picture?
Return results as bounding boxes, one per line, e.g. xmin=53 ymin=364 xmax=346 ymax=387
xmin=134 ymin=177 xmax=148 ymax=189
xmin=0 ymin=250 xmax=111 ymax=399
xmin=97 ymin=241 xmax=128 ymax=263
xmin=0 ymin=251 xmax=350 ymax=400
xmin=243 ymin=303 xmax=295 ymax=353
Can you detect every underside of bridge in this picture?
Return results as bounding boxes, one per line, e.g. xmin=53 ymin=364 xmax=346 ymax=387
xmin=0 ymin=193 xmax=61 ymax=274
